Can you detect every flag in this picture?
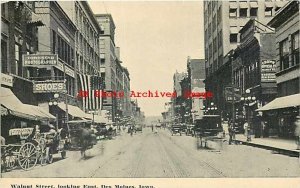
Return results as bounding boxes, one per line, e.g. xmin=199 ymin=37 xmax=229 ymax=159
xmin=78 ymin=74 xmax=103 ymax=111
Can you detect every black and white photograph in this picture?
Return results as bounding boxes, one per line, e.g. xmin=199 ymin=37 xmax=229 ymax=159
xmin=0 ymin=0 xmax=300 ymax=184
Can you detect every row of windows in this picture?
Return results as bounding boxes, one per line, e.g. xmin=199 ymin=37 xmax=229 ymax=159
xmin=229 ymin=6 xmax=281 ymax=18
xmin=52 ymin=30 xmax=75 ymax=67
xmin=279 ymin=31 xmax=299 ymax=71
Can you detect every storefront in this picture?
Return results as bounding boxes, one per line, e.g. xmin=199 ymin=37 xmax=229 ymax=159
xmin=1 ymin=87 xmax=55 ymax=143
xmin=256 ymin=93 xmax=300 ymax=138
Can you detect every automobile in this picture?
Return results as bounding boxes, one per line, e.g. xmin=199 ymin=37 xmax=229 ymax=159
xmin=185 ymin=124 xmax=195 ymax=136
xmin=171 ymin=124 xmax=182 ymax=136
xmin=135 ymin=124 xmax=143 ymax=132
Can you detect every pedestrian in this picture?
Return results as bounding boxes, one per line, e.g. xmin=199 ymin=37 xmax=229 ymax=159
xmin=244 ymin=121 xmax=251 ymax=142
xmin=151 ymin=124 xmax=154 ymax=132
xmin=294 ymin=116 xmax=300 ymax=150
xmin=1 ymin=136 xmax=6 ymax=172
xmin=228 ymin=120 xmax=235 ymax=145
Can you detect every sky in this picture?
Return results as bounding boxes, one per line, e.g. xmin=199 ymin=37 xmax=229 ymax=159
xmin=89 ymin=1 xmax=204 ymax=117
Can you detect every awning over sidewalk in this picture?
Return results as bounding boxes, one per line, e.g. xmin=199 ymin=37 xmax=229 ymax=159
xmin=84 ymin=113 xmax=108 ymax=124
xmin=0 ymin=87 xmax=55 ymax=121
xmin=256 ymin=93 xmax=300 ymax=111
xmin=57 ymin=102 xmax=86 ymax=118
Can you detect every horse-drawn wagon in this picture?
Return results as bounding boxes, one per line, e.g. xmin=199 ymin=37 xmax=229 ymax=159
xmin=193 ymin=115 xmax=225 ymax=149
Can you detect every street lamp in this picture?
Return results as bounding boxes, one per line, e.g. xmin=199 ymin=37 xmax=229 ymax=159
xmin=241 ymin=89 xmax=256 ymax=141
xmin=49 ymin=93 xmax=60 ymax=130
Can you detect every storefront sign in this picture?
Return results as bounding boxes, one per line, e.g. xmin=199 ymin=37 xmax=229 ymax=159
xmin=1 ymin=73 xmax=13 ymax=87
xmin=23 ymin=54 xmax=58 ymax=67
xmin=9 ymin=128 xmax=34 ymax=136
xmin=33 ymin=81 xmax=66 ymax=93
xmin=55 ymin=62 xmax=75 ymax=78
xmin=261 ymin=60 xmax=276 ymax=82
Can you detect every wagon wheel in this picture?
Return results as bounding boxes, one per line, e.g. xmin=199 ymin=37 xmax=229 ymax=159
xmin=18 ymin=142 xmax=38 ymax=170
xmin=38 ymin=138 xmax=47 ymax=166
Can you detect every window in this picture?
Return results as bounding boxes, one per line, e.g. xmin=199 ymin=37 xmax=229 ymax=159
xmin=279 ymin=39 xmax=289 ymax=70
xmin=229 ymin=8 xmax=237 ymax=18
xmin=230 ymin=33 xmax=238 ymax=43
xmin=1 ymin=40 xmax=8 ymax=73
xmin=15 ymin=44 xmax=22 ymax=76
xmin=291 ymin=31 xmax=299 ymax=66
xmin=250 ymin=8 xmax=258 ymax=17
xmin=239 ymin=8 xmax=247 ymax=17
xmin=265 ymin=7 xmax=273 ymax=16
xmin=52 ymin=30 xmax=56 ymax=54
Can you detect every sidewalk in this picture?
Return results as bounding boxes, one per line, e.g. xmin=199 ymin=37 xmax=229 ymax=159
xmin=234 ymin=134 xmax=300 ymax=156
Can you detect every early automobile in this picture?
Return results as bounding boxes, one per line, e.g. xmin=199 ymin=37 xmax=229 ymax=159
xmin=193 ymin=115 xmax=224 ymax=148
xmin=171 ymin=124 xmax=182 ymax=136
xmin=135 ymin=124 xmax=143 ymax=132
xmin=185 ymin=124 xmax=195 ymax=136
xmin=66 ymin=120 xmax=97 ymax=156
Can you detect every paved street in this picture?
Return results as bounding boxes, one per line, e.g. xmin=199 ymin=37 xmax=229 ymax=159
xmin=2 ymin=128 xmax=300 ymax=178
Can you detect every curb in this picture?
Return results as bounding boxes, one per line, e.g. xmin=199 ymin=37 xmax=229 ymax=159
xmin=234 ymin=139 xmax=300 ymax=157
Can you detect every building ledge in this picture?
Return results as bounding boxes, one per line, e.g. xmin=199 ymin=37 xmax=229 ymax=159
xmin=275 ymin=64 xmax=299 ymax=77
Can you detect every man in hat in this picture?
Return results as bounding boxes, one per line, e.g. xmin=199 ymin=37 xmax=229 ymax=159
xmin=294 ymin=116 xmax=300 ymax=150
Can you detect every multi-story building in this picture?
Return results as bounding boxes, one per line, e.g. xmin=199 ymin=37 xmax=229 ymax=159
xmin=1 ymin=2 xmax=59 ymax=139
xmin=122 ymin=66 xmax=131 ymax=117
xmin=57 ymin=1 xmax=102 ymax=113
xmin=1 ymin=1 xmax=41 ymax=104
xmin=187 ymin=58 xmax=206 ymax=121
xmin=172 ymin=72 xmax=188 ymax=123
xmin=257 ymin=0 xmax=300 ymax=138
xmin=232 ymin=19 xmax=277 ymax=137
xmin=95 ymin=14 xmax=125 ymax=121
xmin=203 ymin=0 xmax=288 ymax=118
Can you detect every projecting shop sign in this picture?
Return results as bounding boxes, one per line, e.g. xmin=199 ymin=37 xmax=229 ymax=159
xmin=33 ymin=81 xmax=66 ymax=93
xmin=23 ymin=54 xmax=58 ymax=67
xmin=261 ymin=60 xmax=276 ymax=82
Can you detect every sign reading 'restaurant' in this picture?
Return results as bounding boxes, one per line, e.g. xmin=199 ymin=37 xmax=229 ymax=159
xmin=33 ymin=81 xmax=66 ymax=93
xmin=23 ymin=54 xmax=58 ymax=67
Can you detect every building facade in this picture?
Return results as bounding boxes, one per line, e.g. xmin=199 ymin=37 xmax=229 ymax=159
xmin=258 ymin=0 xmax=300 ymax=138
xmin=187 ymin=58 xmax=206 ymax=121
xmin=95 ymin=14 xmax=120 ymax=121
xmin=57 ymin=1 xmax=102 ymax=113
xmin=203 ymin=0 xmax=288 ymax=119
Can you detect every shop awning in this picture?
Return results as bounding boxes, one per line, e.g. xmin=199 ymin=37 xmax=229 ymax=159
xmin=84 ymin=113 xmax=108 ymax=124
xmin=57 ymin=102 xmax=86 ymax=118
xmin=29 ymin=105 xmax=55 ymax=120
xmin=0 ymin=87 xmax=54 ymax=120
xmin=256 ymin=93 xmax=300 ymax=111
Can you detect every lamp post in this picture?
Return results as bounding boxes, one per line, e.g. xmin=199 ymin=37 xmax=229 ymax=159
xmin=49 ymin=93 xmax=60 ymax=130
xmin=241 ymin=89 xmax=256 ymax=141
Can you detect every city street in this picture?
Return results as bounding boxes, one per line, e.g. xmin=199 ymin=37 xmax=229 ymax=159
xmin=2 ymin=128 xmax=300 ymax=178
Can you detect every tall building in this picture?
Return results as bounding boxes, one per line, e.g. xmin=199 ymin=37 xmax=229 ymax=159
xmin=57 ymin=1 xmax=103 ymax=113
xmin=187 ymin=58 xmax=206 ymax=121
xmin=95 ymin=14 xmax=123 ymax=121
xmin=122 ymin=67 xmax=131 ymax=117
xmin=203 ymin=0 xmax=288 ymax=117
xmin=257 ymin=0 xmax=300 ymax=138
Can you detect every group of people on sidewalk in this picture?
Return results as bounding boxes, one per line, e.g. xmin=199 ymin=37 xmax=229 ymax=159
xmin=227 ymin=116 xmax=300 ymax=150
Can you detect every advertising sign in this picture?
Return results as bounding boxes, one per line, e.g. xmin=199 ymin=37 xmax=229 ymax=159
xmin=23 ymin=54 xmax=58 ymax=67
xmin=1 ymin=73 xmax=13 ymax=87
xmin=261 ymin=60 xmax=276 ymax=82
xmin=9 ymin=128 xmax=34 ymax=136
xmin=225 ymin=86 xmax=241 ymax=102
xmin=33 ymin=80 xmax=67 ymax=93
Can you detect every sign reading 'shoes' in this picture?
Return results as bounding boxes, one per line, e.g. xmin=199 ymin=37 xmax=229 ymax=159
xmin=23 ymin=54 xmax=58 ymax=67
xmin=33 ymin=81 xmax=66 ymax=93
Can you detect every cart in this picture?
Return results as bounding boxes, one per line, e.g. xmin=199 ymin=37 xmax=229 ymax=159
xmin=1 ymin=128 xmax=43 ymax=171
